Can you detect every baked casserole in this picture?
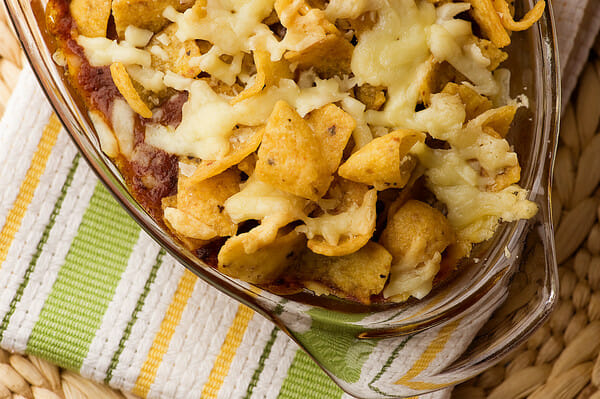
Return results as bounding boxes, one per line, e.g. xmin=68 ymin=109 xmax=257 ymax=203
xmin=45 ymin=0 xmax=545 ymax=304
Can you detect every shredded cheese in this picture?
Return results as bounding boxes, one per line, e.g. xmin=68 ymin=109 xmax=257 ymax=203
xmin=77 ymin=36 xmax=152 ymax=67
xmin=225 ymin=174 xmax=308 ymax=224
xmin=413 ymin=141 xmax=537 ymax=244
xmin=164 ymin=1 xmax=275 ymax=54
xmin=297 ymin=190 xmax=377 ymax=246
xmin=110 ymin=99 xmax=135 ymax=159
xmin=124 ymin=26 xmax=154 ymax=48
xmin=126 ymin=65 xmax=166 ymax=92
xmin=325 ymin=0 xmax=382 ymax=20
xmin=146 ymin=73 xmax=349 ymax=160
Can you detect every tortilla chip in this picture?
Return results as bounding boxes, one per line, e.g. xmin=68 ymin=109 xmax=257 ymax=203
xmin=284 ymin=34 xmax=354 ymax=78
xmin=381 ymin=200 xmax=455 ymax=301
xmin=146 ymin=24 xmax=203 ymax=79
xmin=232 ymin=50 xmax=293 ymax=104
xmin=110 ymin=62 xmax=153 ymax=118
xmin=275 ymin=0 xmax=340 ymax=58
xmin=255 ymin=101 xmax=331 ymax=200
xmin=277 ymin=0 xmax=354 ymax=78
xmin=321 ymin=176 xmax=370 ymax=211
xmin=291 ymin=241 xmax=392 ymax=304
xmin=338 ymin=129 xmax=425 ymax=190
xmin=163 ymin=207 xmax=219 ymax=240
xmin=419 ymin=57 xmax=463 ymax=106
xmin=174 ymin=169 xmax=240 ymax=239
xmin=162 ymin=194 xmax=177 ymax=209
xmin=442 ymin=82 xmax=493 ymax=121
xmin=200 ymin=77 xmax=245 ymax=97
xmin=112 ymin=0 xmax=193 ymax=37
xmin=475 ymin=38 xmax=508 ymax=71
xmin=237 ymin=153 xmax=257 ymax=176
xmin=185 ymin=126 xmax=264 ymax=185
xmin=305 ymin=104 xmax=356 ymax=173
xmin=218 ymin=230 xmax=305 ymax=284
xmin=468 ymin=0 xmax=511 ymax=48
xmin=192 ymin=0 xmax=207 ymax=18
xmin=493 ymin=0 xmax=545 ymax=31
xmin=381 ymin=200 xmax=455 ymax=263
xmin=346 ymin=12 xmax=377 ymax=35
xmin=161 ymin=195 xmax=209 ymax=250
xmin=233 ymin=214 xmax=290 ymax=255
xmin=487 ymin=164 xmax=521 ymax=192
xmin=354 ymin=84 xmax=386 ymax=111
xmin=472 ymin=105 xmax=517 ymax=137
xmin=262 ymin=9 xmax=280 ymax=26
xmin=70 ymin=0 xmax=111 ymax=38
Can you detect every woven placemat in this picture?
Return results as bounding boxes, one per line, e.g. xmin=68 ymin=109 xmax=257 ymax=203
xmin=2 ymin=6 xmax=600 ymax=399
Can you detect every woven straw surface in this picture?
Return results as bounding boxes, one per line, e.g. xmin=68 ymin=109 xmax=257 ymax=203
xmin=2 ymin=6 xmax=600 ymax=399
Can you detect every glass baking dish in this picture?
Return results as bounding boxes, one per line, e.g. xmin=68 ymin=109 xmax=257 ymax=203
xmin=4 ymin=0 xmax=560 ymax=397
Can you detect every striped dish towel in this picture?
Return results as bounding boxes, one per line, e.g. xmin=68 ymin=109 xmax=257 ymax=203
xmin=1 ymin=6 xmax=598 ymax=397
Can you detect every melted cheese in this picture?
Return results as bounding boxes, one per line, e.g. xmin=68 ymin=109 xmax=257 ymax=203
xmin=352 ymin=1 xmax=435 ymax=87
xmin=408 ymin=90 xmax=534 ymax=245
xmin=429 ymin=22 xmax=498 ymax=96
xmin=110 ymin=99 xmax=135 ymax=159
xmin=297 ymin=190 xmax=377 ymax=245
xmin=146 ymin=74 xmax=349 ymax=159
xmin=164 ymin=1 xmax=276 ymax=55
xmin=126 ymin=65 xmax=166 ymax=92
xmin=416 ymin=93 xmax=517 ymax=173
xmin=146 ymin=79 xmax=236 ymax=160
xmin=429 ymin=3 xmax=498 ymax=96
xmin=340 ymin=97 xmax=373 ymax=149
xmin=77 ymin=36 xmax=152 ymax=67
xmin=224 ymin=175 xmax=307 ymax=223
xmin=413 ymin=142 xmax=537 ymax=244
xmin=188 ymin=47 xmax=244 ymax=85
xmin=149 ymin=45 xmax=169 ymax=61
xmin=124 ymin=26 xmax=153 ymax=48
xmin=352 ymin=0 xmax=498 ymax=130
xmin=353 ymin=1 xmax=435 ymax=128
xmin=89 ymin=111 xmax=118 ymax=158
xmin=384 ymin=252 xmax=441 ymax=300
xmin=325 ymin=0 xmax=382 ymax=20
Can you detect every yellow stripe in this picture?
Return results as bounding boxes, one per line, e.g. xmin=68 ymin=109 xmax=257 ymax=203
xmin=394 ymin=318 xmax=462 ymax=390
xmin=201 ymin=304 xmax=254 ymax=398
xmin=0 ymin=114 xmax=61 ymax=266
xmin=132 ymin=270 xmax=197 ymax=397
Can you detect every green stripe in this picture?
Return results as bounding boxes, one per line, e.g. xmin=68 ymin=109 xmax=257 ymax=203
xmin=244 ymin=326 xmax=279 ymax=399
xmin=278 ymin=350 xmax=343 ymax=399
xmin=104 ymin=249 xmax=165 ymax=384
xmin=26 ymin=182 xmax=141 ymax=370
xmin=368 ymin=336 xmax=413 ymax=397
xmin=0 ymin=154 xmax=81 ymax=342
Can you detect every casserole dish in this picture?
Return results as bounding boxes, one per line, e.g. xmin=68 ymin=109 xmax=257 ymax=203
xmin=4 ymin=0 xmax=560 ymax=397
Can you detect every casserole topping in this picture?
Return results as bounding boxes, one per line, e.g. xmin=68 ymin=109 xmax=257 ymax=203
xmin=47 ymin=0 xmax=544 ymax=304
